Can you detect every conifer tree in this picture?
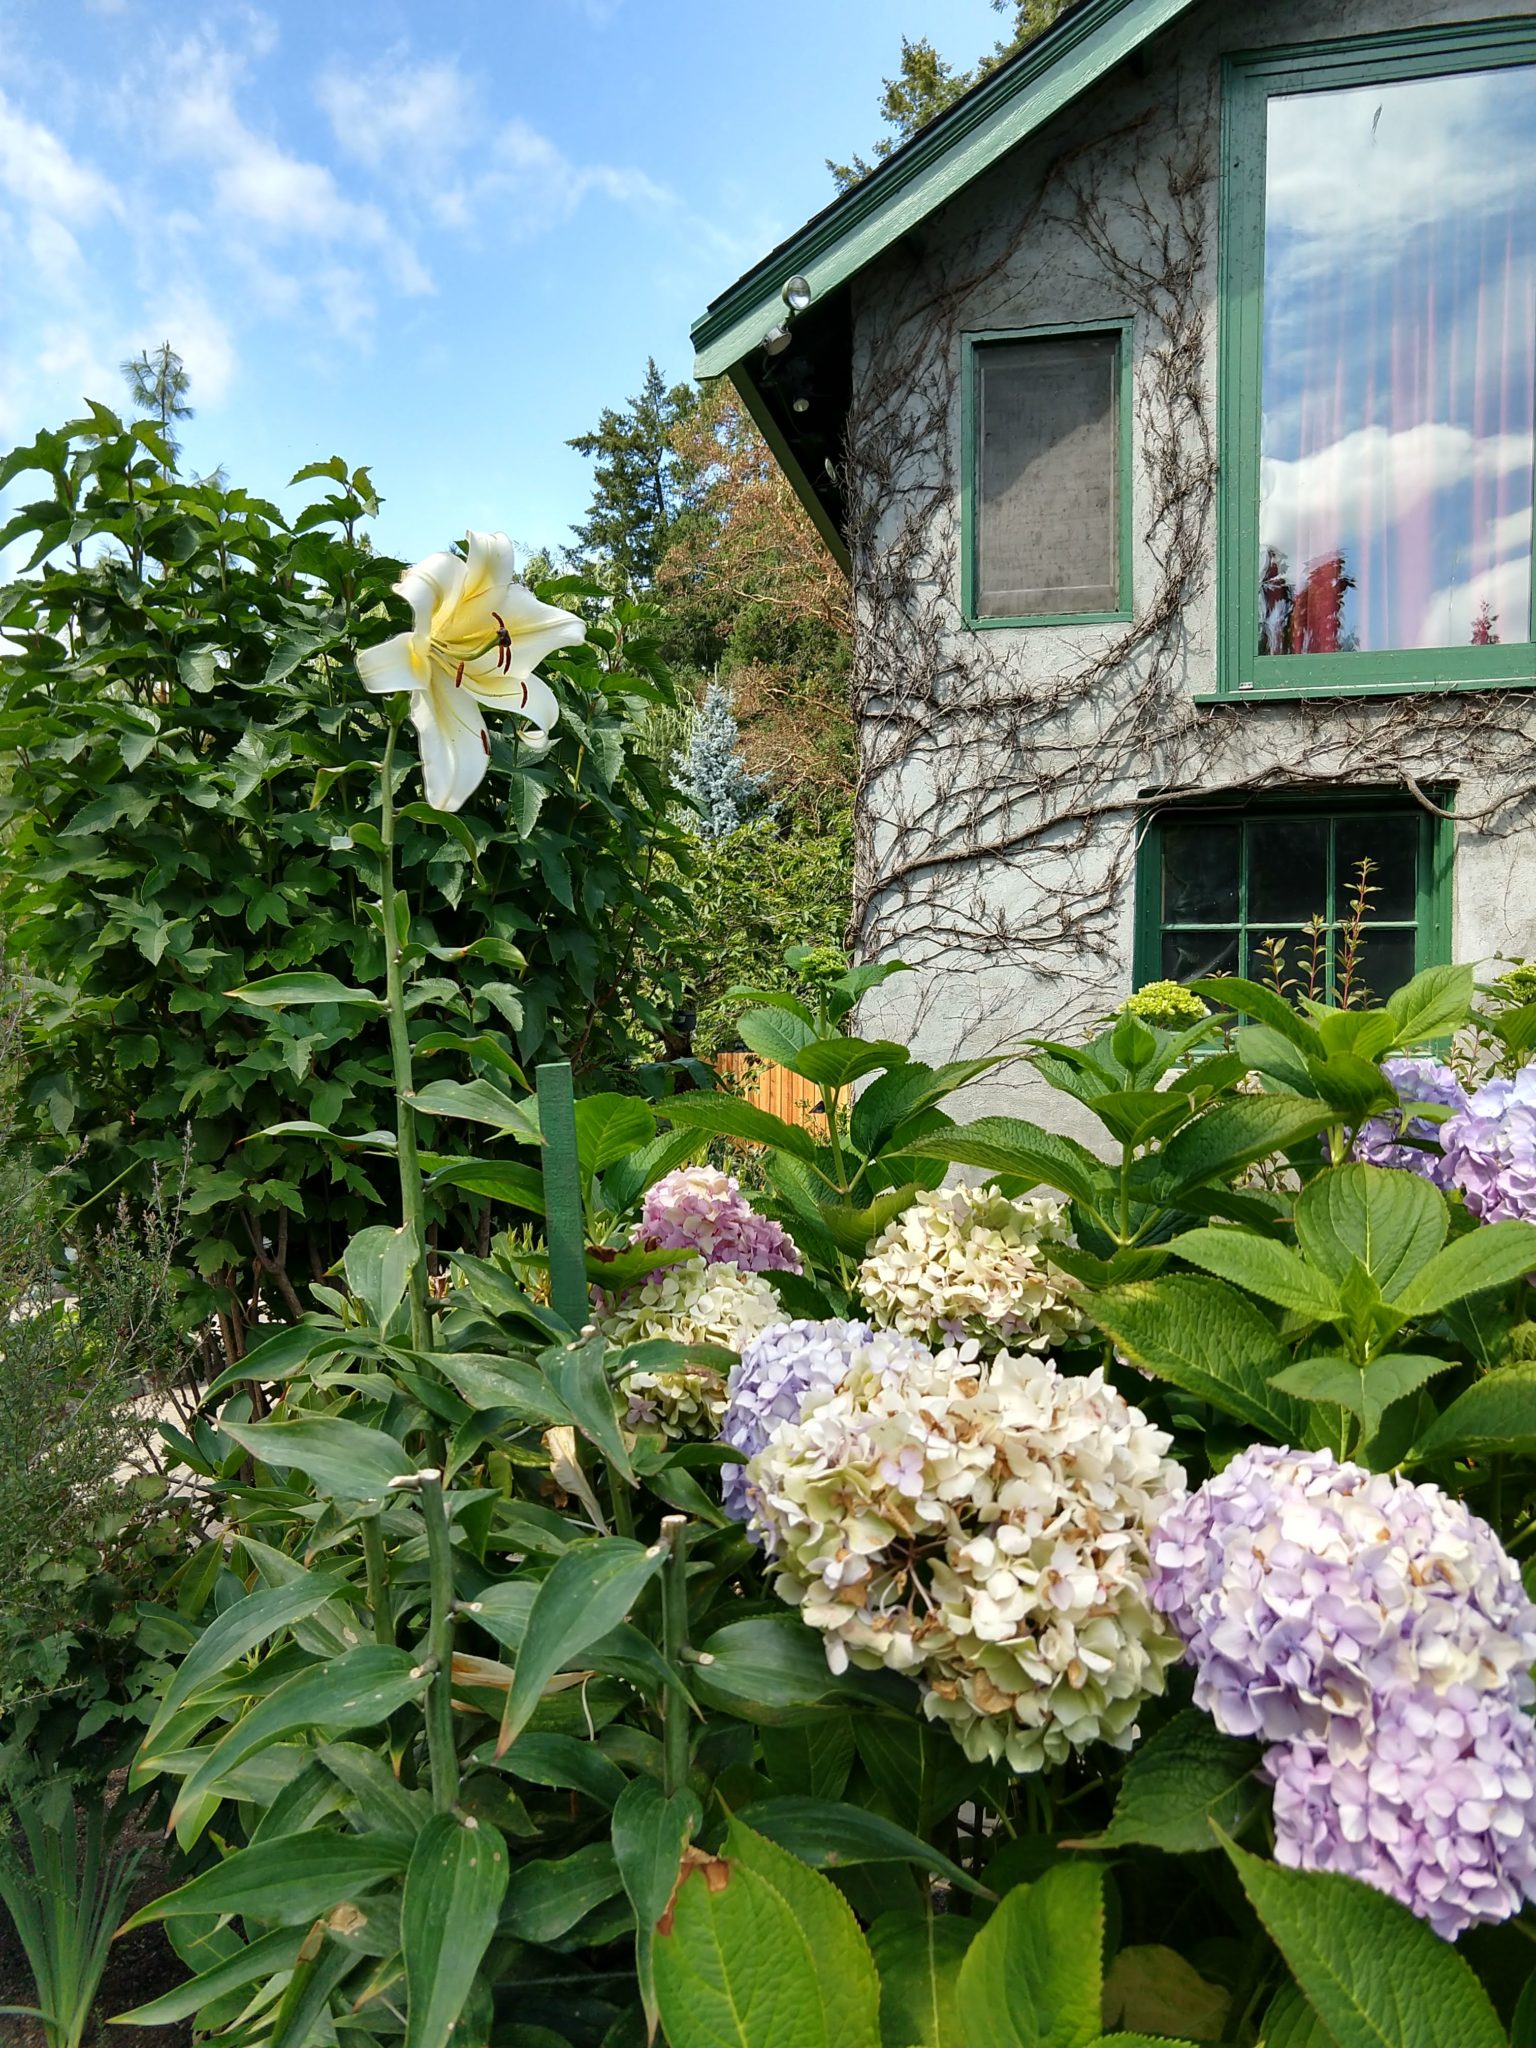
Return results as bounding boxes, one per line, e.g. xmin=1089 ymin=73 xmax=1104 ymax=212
xmin=675 ymin=683 xmax=772 ymax=839
xmin=120 ymin=340 xmax=193 ymax=466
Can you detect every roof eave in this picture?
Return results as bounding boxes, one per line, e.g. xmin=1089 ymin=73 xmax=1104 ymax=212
xmin=691 ymin=0 xmax=1196 ymax=383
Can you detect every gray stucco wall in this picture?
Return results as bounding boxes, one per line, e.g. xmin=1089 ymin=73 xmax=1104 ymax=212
xmin=849 ymin=0 xmax=1536 ymax=1144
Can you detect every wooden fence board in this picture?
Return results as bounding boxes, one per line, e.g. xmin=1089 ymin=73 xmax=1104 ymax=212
xmin=713 ymin=1052 xmax=824 ymax=1133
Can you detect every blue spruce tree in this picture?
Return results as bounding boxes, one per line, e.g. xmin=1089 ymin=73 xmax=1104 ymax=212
xmin=676 ymin=682 xmax=772 ymax=838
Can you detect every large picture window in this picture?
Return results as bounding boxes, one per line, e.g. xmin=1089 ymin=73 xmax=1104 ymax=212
xmin=963 ymin=322 xmax=1131 ymax=625
xmin=1219 ymin=26 xmax=1536 ymax=696
xmin=1134 ymin=790 xmax=1453 ymax=1005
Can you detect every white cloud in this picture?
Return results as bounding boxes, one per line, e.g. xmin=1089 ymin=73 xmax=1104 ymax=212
xmin=1261 ymin=422 xmax=1533 ymax=565
xmin=0 ymin=86 xmax=122 ymax=223
xmin=317 ymin=53 xmax=473 ymax=175
xmin=1419 ymin=550 xmax=1532 ymax=650
xmin=439 ymin=117 xmax=675 ymax=235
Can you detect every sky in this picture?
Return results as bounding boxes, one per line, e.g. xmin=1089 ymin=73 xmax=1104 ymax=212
xmin=0 ymin=0 xmax=1000 ymax=568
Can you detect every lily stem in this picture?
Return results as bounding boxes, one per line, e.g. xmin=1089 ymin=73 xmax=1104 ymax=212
xmin=660 ymin=1515 xmax=691 ymax=1799
xmin=421 ymin=1475 xmax=460 ymax=1812
xmin=362 ymin=1514 xmax=394 ymax=1647
xmin=378 ymin=721 xmax=432 ymax=1353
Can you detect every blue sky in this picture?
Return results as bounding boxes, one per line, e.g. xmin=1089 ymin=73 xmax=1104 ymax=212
xmin=0 ymin=0 xmax=999 ymax=567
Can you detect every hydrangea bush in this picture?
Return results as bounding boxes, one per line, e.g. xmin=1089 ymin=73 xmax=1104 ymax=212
xmin=856 ymin=1185 xmax=1084 ymax=1352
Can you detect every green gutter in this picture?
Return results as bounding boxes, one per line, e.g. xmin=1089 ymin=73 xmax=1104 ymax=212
xmin=691 ymin=0 xmax=1197 ymax=381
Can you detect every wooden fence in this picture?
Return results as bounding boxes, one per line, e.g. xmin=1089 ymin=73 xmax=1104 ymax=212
xmin=712 ymin=1052 xmax=825 ymax=1133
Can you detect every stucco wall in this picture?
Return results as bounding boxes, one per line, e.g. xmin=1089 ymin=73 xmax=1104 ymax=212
xmin=848 ymin=0 xmax=1536 ymax=1144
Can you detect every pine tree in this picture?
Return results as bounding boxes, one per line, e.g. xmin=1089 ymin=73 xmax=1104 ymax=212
xmin=120 ymin=340 xmax=193 ymax=466
xmin=567 ymin=358 xmax=697 ymax=591
xmin=675 ymin=683 xmax=773 ymax=839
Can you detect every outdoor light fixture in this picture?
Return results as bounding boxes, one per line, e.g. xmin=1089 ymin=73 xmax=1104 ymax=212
xmin=791 ymin=397 xmax=811 ymax=414
xmin=781 ymin=274 xmax=812 ymax=312
xmin=761 ymin=324 xmax=792 ymax=355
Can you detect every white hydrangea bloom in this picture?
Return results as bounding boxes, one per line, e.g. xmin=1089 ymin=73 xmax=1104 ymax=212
xmin=596 ymin=1258 xmax=784 ymax=1353
xmin=748 ymin=1346 xmax=1183 ymax=1773
xmin=856 ymin=1187 xmax=1084 ymax=1354
xmin=622 ymin=1365 xmax=730 ymax=1440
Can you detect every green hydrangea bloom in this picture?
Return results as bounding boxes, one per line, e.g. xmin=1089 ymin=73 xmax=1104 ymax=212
xmin=1122 ymin=981 xmax=1208 ymax=1031
xmin=1490 ymin=960 xmax=1536 ymax=1011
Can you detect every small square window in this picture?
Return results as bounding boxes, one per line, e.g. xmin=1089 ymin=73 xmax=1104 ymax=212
xmin=966 ymin=325 xmax=1130 ymax=624
xmin=1135 ymin=791 xmax=1453 ymax=1008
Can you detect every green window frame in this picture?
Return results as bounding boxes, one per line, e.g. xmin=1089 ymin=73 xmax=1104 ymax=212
xmin=1215 ymin=21 xmax=1536 ymax=702
xmin=1133 ymin=787 xmax=1454 ymax=1000
xmin=961 ymin=319 xmax=1134 ymax=628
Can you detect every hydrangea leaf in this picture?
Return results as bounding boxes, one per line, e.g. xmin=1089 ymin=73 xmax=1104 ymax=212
xmin=1408 ymin=1357 xmax=1536 ymax=1463
xmin=1062 ymin=1709 xmax=1263 ymax=1855
xmin=1294 ymin=1165 xmax=1447 ymax=1297
xmin=954 ymin=1863 xmax=1105 ymax=2048
xmin=1216 ymin=1830 xmax=1508 ymax=2048
xmin=1269 ymin=1353 xmax=1458 ymax=1436
xmin=868 ymin=1904 xmax=974 ymax=2048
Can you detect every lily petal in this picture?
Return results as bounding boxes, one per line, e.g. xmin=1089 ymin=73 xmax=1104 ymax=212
xmin=399 ymin=551 xmax=467 ymax=638
xmin=462 ymin=582 xmax=585 ymax=680
xmin=461 ymin=530 xmax=519 ymax=608
xmin=457 ymin=667 xmax=561 ymax=742
xmin=415 ymin=672 xmax=489 ymax=813
xmin=357 ymin=631 xmax=425 ymax=696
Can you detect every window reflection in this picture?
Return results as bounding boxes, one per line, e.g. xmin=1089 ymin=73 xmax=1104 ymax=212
xmin=1258 ymin=65 xmax=1536 ymax=655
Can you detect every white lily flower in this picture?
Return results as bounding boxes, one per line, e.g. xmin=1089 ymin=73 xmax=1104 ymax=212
xmin=357 ymin=529 xmax=584 ymax=812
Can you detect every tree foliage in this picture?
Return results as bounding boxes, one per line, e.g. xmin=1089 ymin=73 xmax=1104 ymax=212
xmin=0 ymin=406 xmax=697 ymax=1347
xmin=567 ymin=356 xmax=699 ymax=593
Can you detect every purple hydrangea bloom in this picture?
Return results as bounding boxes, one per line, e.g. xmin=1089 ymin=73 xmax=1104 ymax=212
xmin=636 ymin=1165 xmax=802 ymax=1275
xmin=1150 ymin=1445 xmax=1536 ymax=1937
xmin=1353 ymin=1056 xmax=1468 ymax=1187
xmin=1267 ymin=1688 xmax=1536 ymax=1940
xmin=717 ymin=1317 xmax=927 ymax=1529
xmin=1442 ymin=1063 xmax=1536 ymax=1223
xmin=1149 ymin=1446 xmax=1536 ymax=1754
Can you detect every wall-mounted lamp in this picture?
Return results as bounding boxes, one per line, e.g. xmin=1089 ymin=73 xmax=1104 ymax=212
xmin=761 ymin=324 xmax=792 ymax=356
xmin=791 ymin=396 xmax=811 ymax=415
xmin=781 ymin=274 xmax=812 ymax=313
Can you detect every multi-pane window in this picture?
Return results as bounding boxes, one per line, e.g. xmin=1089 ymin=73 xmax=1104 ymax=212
xmin=1221 ymin=27 xmax=1536 ymax=695
xmin=1135 ymin=794 xmax=1452 ymax=1005
xmin=966 ymin=324 xmax=1130 ymax=623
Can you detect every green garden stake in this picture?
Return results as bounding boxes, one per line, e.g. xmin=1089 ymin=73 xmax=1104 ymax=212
xmin=536 ymin=1059 xmax=589 ymax=1331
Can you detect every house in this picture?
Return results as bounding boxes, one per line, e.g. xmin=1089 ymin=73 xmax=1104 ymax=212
xmin=691 ymin=0 xmax=1536 ymax=1128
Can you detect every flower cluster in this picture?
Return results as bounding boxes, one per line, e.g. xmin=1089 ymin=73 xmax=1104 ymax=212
xmin=1442 ymin=1064 xmax=1536 ymax=1225
xmin=1353 ymin=1056 xmax=1468 ymax=1186
xmin=856 ymin=1186 xmax=1083 ymax=1354
xmin=733 ymin=1333 xmax=1184 ymax=1772
xmin=634 ymin=1165 xmax=802 ymax=1275
xmin=597 ymin=1259 xmax=783 ymax=1442
xmin=1150 ymin=1446 xmax=1536 ymax=1938
xmin=1121 ymin=981 xmax=1209 ymax=1030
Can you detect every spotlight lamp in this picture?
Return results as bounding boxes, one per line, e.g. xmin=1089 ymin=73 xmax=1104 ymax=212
xmin=781 ymin=274 xmax=812 ymax=313
xmin=761 ymin=324 xmax=792 ymax=356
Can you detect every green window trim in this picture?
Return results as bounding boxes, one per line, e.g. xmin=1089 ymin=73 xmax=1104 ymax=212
xmin=960 ymin=318 xmax=1134 ymax=629
xmin=1132 ymin=785 xmax=1455 ymax=996
xmin=1217 ymin=21 xmax=1536 ymax=700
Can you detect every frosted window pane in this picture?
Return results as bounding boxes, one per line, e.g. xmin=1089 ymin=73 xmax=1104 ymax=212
xmin=977 ymin=333 xmax=1120 ymax=617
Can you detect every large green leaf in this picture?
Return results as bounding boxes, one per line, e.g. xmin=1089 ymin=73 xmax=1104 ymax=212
xmin=429 ymin=1350 xmax=573 ymax=1426
xmin=402 ymin=1813 xmax=508 ymax=2048
xmin=542 ymin=1332 xmax=635 ymax=1479
xmin=895 ymin=1116 xmax=1109 ymax=1211
xmin=1192 ymin=977 xmax=1322 ymax=1052
xmin=122 ymin=1831 xmax=410 ymax=1929
xmin=113 ymin=1928 xmax=308 ymax=2026
xmin=692 ymin=1618 xmax=912 ymax=1724
xmin=613 ymin=1777 xmax=705 ymax=2034
xmin=342 ymin=1223 xmax=417 ymax=1328
xmin=1390 ymin=1220 xmax=1536 ymax=1318
xmin=171 ymin=1646 xmax=426 ymax=1822
xmin=792 ymin=1037 xmax=909 ymax=1091
xmin=657 ymin=1089 xmax=818 ymax=1161
xmin=425 ymin=1157 xmax=546 ymax=1213
xmin=501 ymin=1841 xmax=625 ymax=1944
xmin=1385 ymin=963 xmax=1475 ymax=1046
xmin=1156 ymin=1097 xmax=1337 ymax=1199
xmin=142 ymin=1571 xmax=351 ymax=1753
xmin=850 ymin=1057 xmax=1004 ymax=1156
xmin=1408 ymin=1359 xmax=1536 ymax=1463
xmin=954 ymin=1864 xmax=1105 ymax=2048
xmin=1064 ymin=1709 xmax=1263 ymax=1855
xmin=737 ymin=1007 xmax=821 ymax=1068
xmin=226 ymin=971 xmax=382 ymax=1010
xmin=1262 ymin=1984 xmax=1343 ymax=2048
xmin=497 ymin=1537 xmax=665 ymax=1752
xmin=867 ymin=1906 xmax=973 ymax=2048
xmin=1166 ymin=1228 xmax=1341 ymax=1317
xmin=1293 ymin=1166 xmax=1446 ymax=1298
xmin=1086 ymin=1275 xmax=1308 ymax=1438
xmin=221 ymin=1416 xmax=415 ymax=1497
xmin=1218 ymin=1832 xmax=1506 ymax=2048
xmin=651 ymin=1819 xmax=879 ymax=2048
xmin=1270 ymin=1353 xmax=1457 ymax=1436
xmin=408 ymin=1078 xmax=541 ymax=1141
xmin=574 ymin=1092 xmax=657 ymax=1175
xmin=739 ymin=1797 xmax=987 ymax=1899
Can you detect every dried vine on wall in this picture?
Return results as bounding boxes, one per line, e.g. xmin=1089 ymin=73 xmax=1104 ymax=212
xmin=842 ymin=91 xmax=1536 ymax=1040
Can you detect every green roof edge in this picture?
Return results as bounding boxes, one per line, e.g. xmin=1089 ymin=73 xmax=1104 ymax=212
xmin=690 ymin=0 xmax=1199 ymax=382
